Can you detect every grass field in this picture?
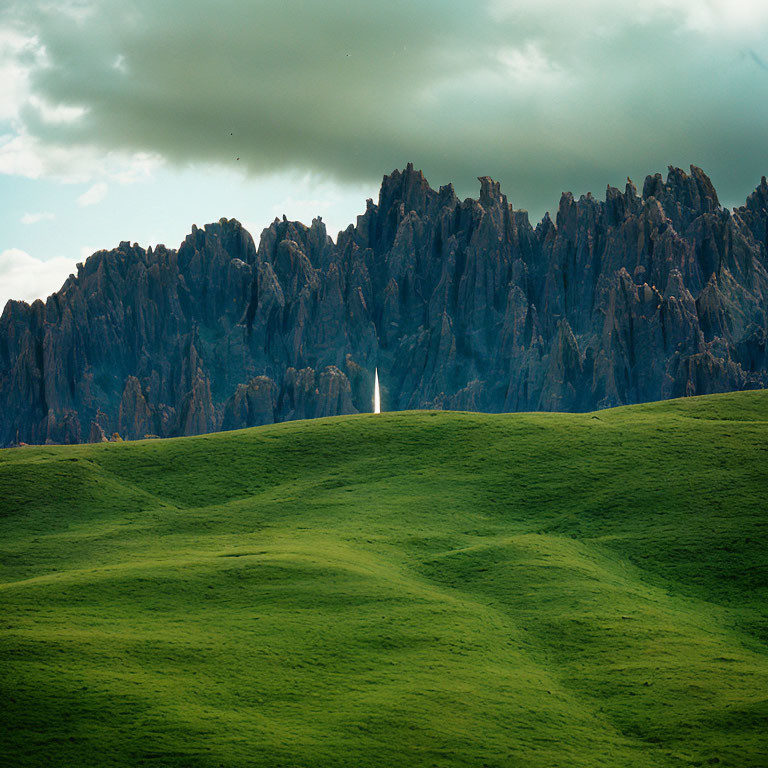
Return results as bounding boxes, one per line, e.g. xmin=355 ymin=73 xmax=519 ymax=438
xmin=1 ymin=391 xmax=768 ymax=767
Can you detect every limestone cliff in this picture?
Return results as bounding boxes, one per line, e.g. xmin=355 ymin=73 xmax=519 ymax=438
xmin=2 ymin=164 xmax=767 ymax=445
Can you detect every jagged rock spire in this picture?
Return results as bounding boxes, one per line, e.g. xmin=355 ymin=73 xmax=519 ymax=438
xmin=1 ymin=166 xmax=767 ymax=445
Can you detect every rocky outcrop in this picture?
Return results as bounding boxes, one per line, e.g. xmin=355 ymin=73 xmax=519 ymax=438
xmin=118 ymin=376 xmax=153 ymax=440
xmin=1 ymin=163 xmax=767 ymax=446
xmin=222 ymin=376 xmax=277 ymax=431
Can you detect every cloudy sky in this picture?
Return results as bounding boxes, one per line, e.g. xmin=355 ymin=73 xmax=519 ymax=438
xmin=1 ymin=0 xmax=767 ymax=308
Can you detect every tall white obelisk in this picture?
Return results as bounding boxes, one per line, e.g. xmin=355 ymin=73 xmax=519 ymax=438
xmin=374 ymin=368 xmax=381 ymax=414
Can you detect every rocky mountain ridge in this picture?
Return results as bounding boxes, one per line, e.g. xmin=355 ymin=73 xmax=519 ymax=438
xmin=2 ymin=164 xmax=767 ymax=446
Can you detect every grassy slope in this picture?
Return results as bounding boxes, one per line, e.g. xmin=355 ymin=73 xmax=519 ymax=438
xmin=1 ymin=391 xmax=767 ymax=768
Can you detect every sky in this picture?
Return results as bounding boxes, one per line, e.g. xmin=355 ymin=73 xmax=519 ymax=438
xmin=1 ymin=0 xmax=767 ymax=309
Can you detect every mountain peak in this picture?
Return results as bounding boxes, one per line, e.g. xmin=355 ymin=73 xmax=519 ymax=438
xmin=0 ymin=165 xmax=766 ymax=446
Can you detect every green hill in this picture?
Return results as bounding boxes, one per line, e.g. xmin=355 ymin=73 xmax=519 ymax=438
xmin=1 ymin=392 xmax=767 ymax=768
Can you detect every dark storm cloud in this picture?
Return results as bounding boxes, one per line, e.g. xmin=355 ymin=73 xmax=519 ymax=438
xmin=4 ymin=0 xmax=768 ymax=219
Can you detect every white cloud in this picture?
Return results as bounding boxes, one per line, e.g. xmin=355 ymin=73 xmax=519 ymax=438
xmin=20 ymin=211 xmax=55 ymax=224
xmin=0 ymin=249 xmax=77 ymax=310
xmin=670 ymin=0 xmax=768 ymax=37
xmin=0 ymin=131 xmax=98 ymax=182
xmin=0 ymin=29 xmax=41 ymax=122
xmin=496 ymin=41 xmax=565 ymax=87
xmin=109 ymin=151 xmax=163 ymax=184
xmin=0 ymin=129 xmax=163 ymax=184
xmin=487 ymin=0 xmax=768 ymax=36
xmin=76 ymin=181 xmax=108 ymax=207
xmin=27 ymin=94 xmax=87 ymax=124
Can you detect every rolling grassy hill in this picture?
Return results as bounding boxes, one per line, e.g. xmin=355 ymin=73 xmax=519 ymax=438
xmin=1 ymin=391 xmax=767 ymax=768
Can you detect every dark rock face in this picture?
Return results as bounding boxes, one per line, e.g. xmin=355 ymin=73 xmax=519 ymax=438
xmin=2 ymin=164 xmax=767 ymax=446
